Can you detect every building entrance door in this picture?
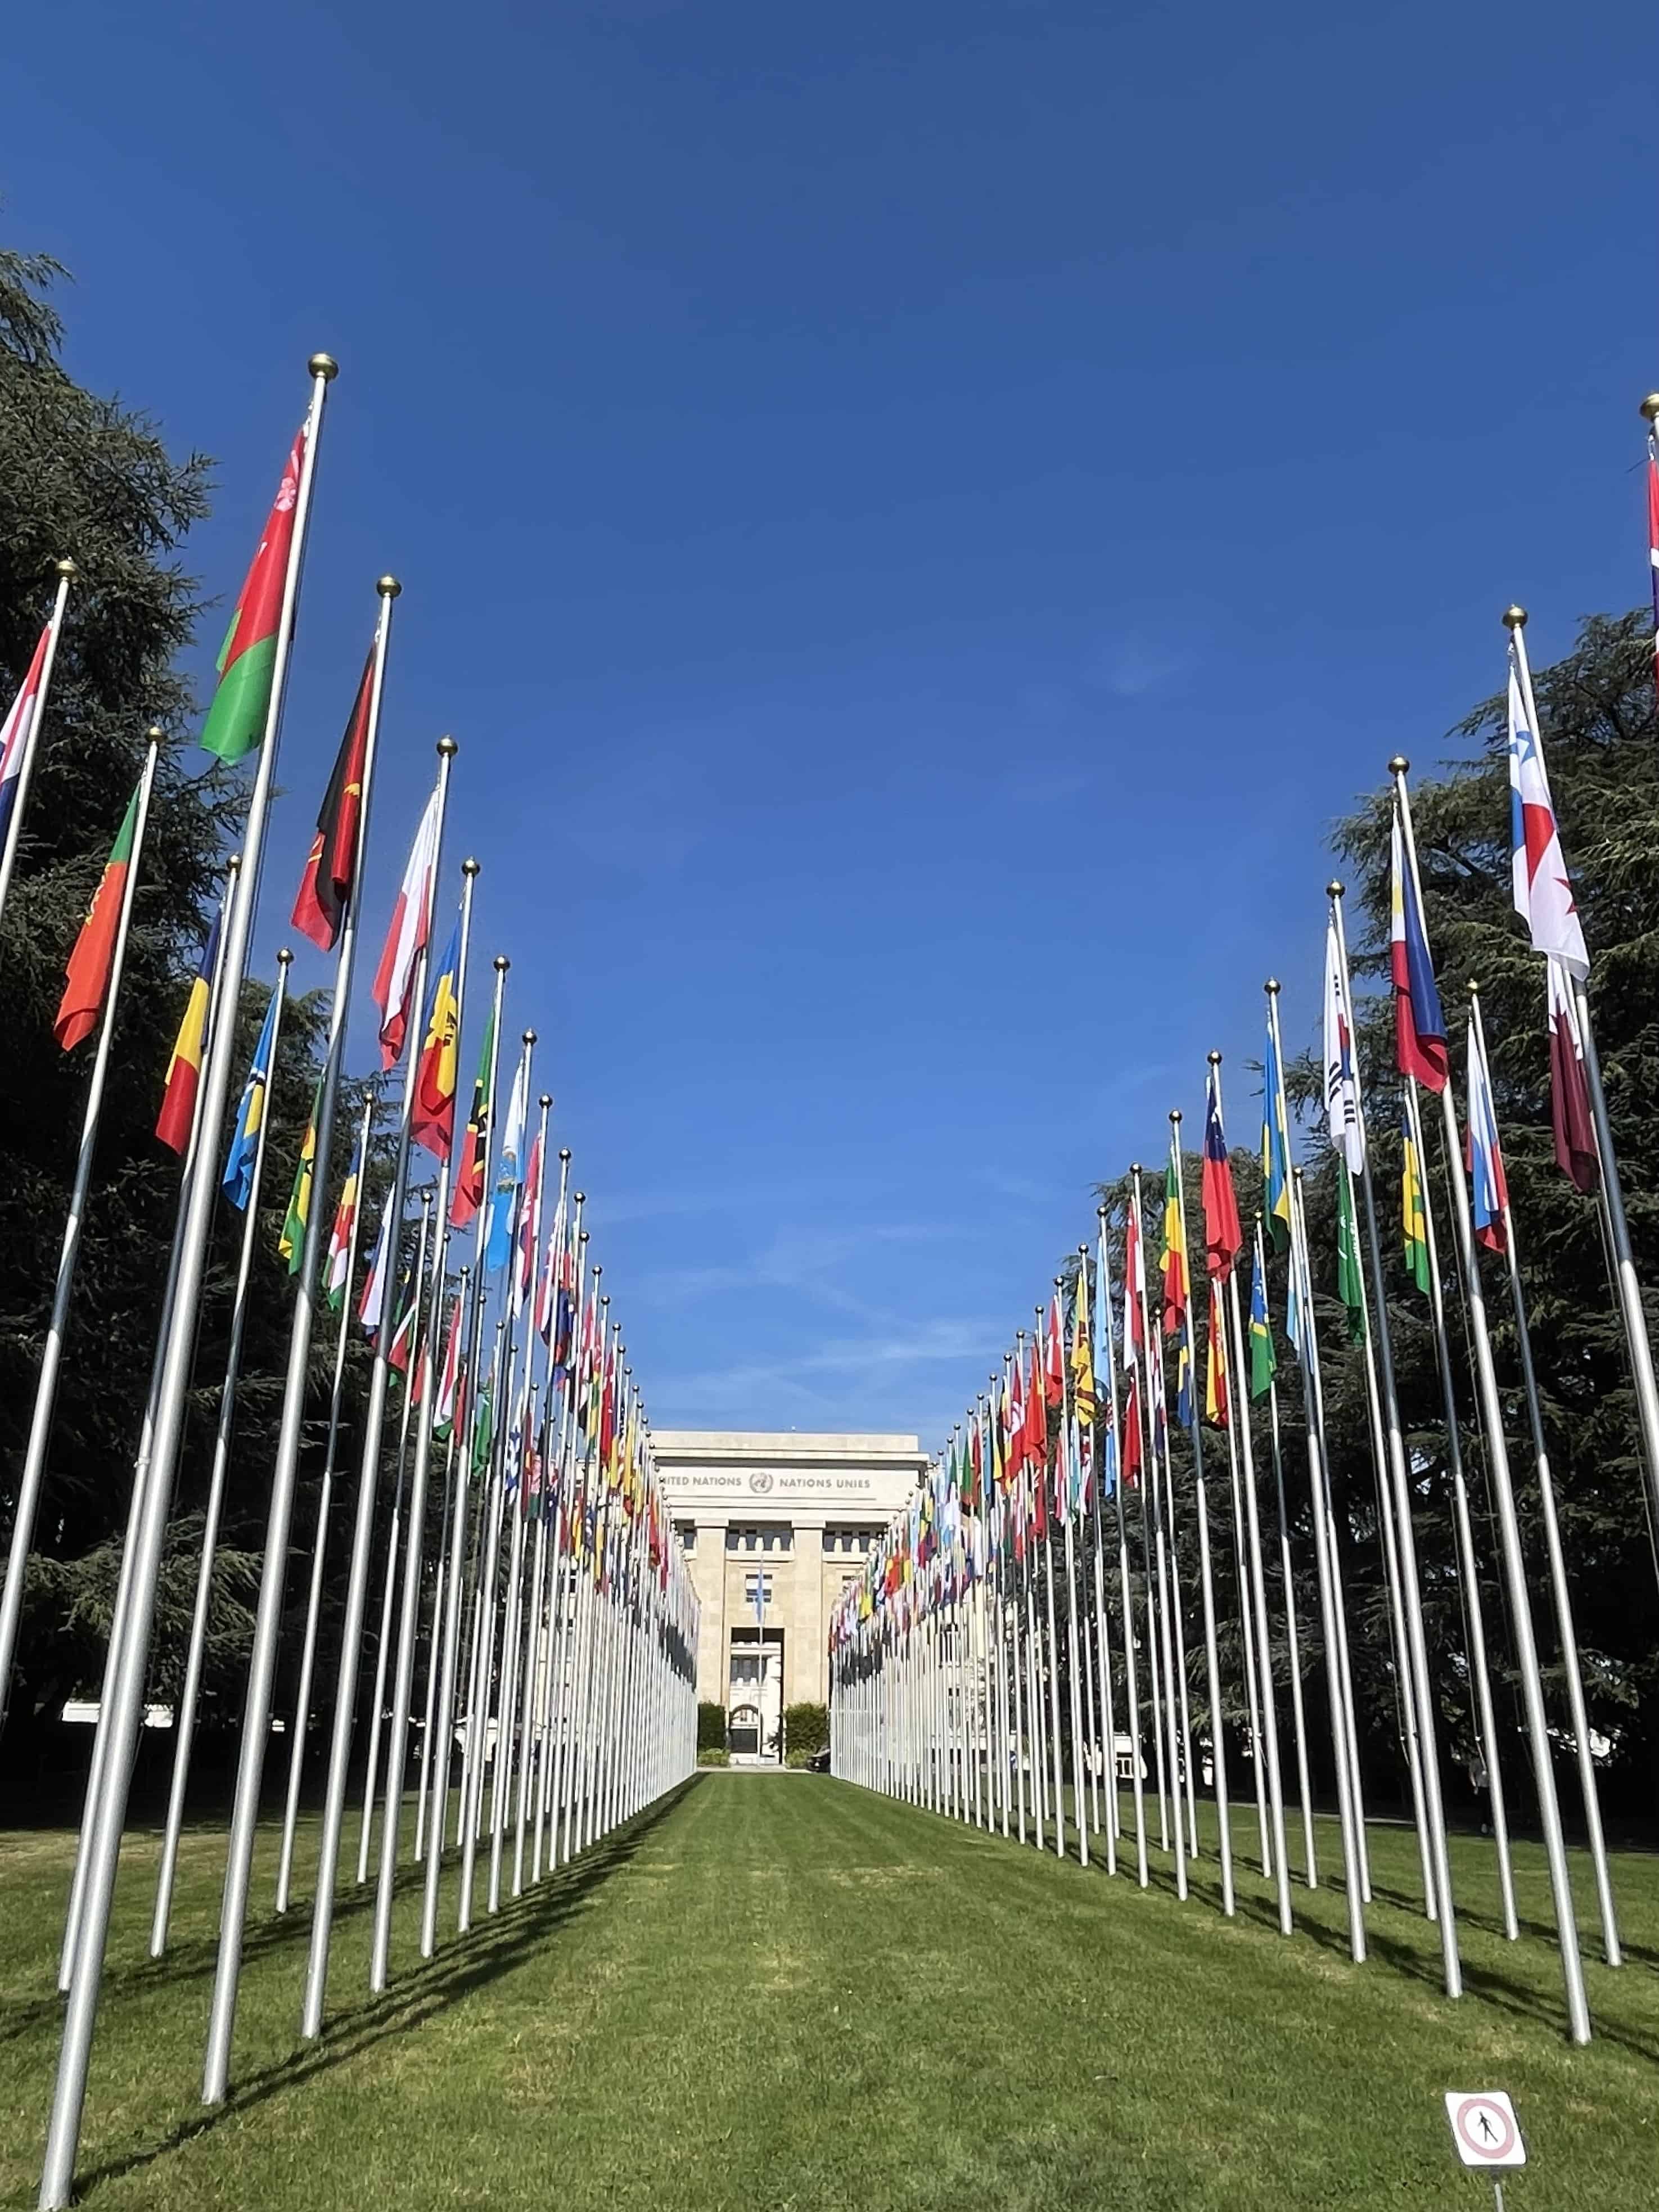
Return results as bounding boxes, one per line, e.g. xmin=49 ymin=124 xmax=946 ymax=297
xmin=728 ymin=1633 xmax=783 ymax=1762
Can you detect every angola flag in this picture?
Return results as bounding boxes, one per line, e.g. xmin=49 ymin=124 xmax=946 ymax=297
xmin=200 ymin=426 xmax=305 ymax=763
xmin=279 ymin=1085 xmax=321 ymax=1274
xmin=156 ymin=908 xmax=223 ymax=1153
xmin=292 ymin=649 xmax=372 ymax=949
xmin=411 ymin=922 xmax=461 ymax=1158
xmin=55 ymin=778 xmax=141 ymax=1050
xmin=450 ymin=994 xmax=496 ymax=1227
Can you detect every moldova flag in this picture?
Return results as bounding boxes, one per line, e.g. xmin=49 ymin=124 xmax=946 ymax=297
xmin=156 ymin=906 xmax=223 ymax=1153
xmin=292 ymin=649 xmax=372 ymax=949
xmin=201 ymin=426 xmax=306 ymax=764
xmin=55 ymin=775 xmax=142 ymax=1050
xmin=1390 ymin=809 xmax=1447 ymax=1090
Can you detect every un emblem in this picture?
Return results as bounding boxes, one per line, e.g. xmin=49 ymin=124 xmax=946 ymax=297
xmin=749 ymin=1471 xmax=775 ymax=1495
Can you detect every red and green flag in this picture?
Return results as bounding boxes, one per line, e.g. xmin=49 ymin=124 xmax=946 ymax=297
xmin=55 ymin=779 xmax=141 ymax=1050
xmin=200 ymin=426 xmax=305 ymax=764
xmin=292 ymin=648 xmax=372 ymax=948
xmin=449 ymin=996 xmax=495 ymax=1227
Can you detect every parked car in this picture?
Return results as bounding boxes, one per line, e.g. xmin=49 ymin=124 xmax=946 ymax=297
xmin=806 ymin=1746 xmax=831 ymax=1773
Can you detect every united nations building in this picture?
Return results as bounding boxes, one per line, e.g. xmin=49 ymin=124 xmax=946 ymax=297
xmin=653 ymin=1430 xmax=927 ymax=1758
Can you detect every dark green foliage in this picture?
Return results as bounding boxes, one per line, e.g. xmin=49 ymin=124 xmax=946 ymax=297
xmin=782 ymin=1700 xmax=828 ymax=1757
xmin=697 ymin=1699 xmax=727 ymax=1751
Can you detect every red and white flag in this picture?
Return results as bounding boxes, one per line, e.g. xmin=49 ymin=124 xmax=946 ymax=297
xmin=1508 ymin=643 xmax=1588 ymax=979
xmin=0 ymin=624 xmax=51 ymax=851
xmin=1547 ymin=956 xmax=1599 ymax=1195
xmin=514 ymin=1128 xmax=545 ymax=1317
xmin=371 ymin=779 xmax=443 ymax=1067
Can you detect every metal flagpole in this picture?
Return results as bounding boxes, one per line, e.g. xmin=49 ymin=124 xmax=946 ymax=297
xmin=358 ymin=1190 xmax=435 ymax=1885
xmin=276 ymin=1090 xmax=377 ymax=1914
xmin=1432 ymin=996 xmax=1592 ymax=2041
xmin=151 ymin=947 xmax=294 ymax=1954
xmin=1127 ymin=1173 xmax=1172 ymax=1857
xmin=1168 ymin=1121 xmax=1231 ymax=1911
xmin=1099 ymin=1206 xmax=1148 ymax=1886
xmin=42 ymin=355 xmax=337 ymax=2209
xmin=294 ymin=756 xmax=458 ymax=2050
xmin=1147 ymin=1228 xmax=1190 ymax=1884
xmin=1329 ymin=883 xmax=1460 ymax=1999
xmin=1036 ymin=1308 xmax=1067 ymax=1859
xmin=0 ymin=730 xmax=158 ymax=1726
xmin=1505 ymin=606 xmax=1659 ymax=1532
xmin=1258 ymin=1221 xmax=1318 ymax=1888
xmin=201 ymin=574 xmax=404 ymax=2098
xmin=0 ymin=557 xmax=76 ymax=936
xmin=1216 ymin=1308 xmax=1271 ymax=1879
xmin=58 ymin=856 xmax=240 ymax=1994
xmin=1470 ymin=987 xmax=1620 ymax=1966
xmin=368 ymin=870 xmax=480 ymax=1988
xmin=1213 ymin=1059 xmax=1292 ymax=1933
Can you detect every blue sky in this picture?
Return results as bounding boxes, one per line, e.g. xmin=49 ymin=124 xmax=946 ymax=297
xmin=6 ymin=1 xmax=1654 ymax=1448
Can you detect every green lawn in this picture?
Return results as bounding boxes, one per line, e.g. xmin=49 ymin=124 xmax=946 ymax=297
xmin=2 ymin=1776 xmax=1657 ymax=2209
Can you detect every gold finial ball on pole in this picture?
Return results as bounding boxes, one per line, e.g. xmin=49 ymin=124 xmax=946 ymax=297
xmin=539 ymin=1093 xmax=552 ymax=1109
xmin=436 ymin=734 xmax=458 ymax=757
xmin=55 ymin=557 xmax=78 ymax=579
xmin=1097 ymin=1202 xmax=1108 ymax=1218
xmin=228 ymin=851 xmax=244 ymax=873
xmin=377 ymin=575 xmax=401 ymax=599
xmin=1640 ymin=393 xmax=1659 ymax=424
xmin=277 ymin=946 xmax=293 ymax=968
xmin=493 ymin=954 xmax=510 ymax=973
xmin=1388 ymin=753 xmax=1409 ymax=777
xmin=1169 ymin=1107 xmax=1183 ymax=1125
xmin=1502 ymin=604 xmax=1527 ymax=631
xmin=1207 ymin=1049 xmax=1221 ymax=1067
xmin=308 ymin=352 xmax=339 ymax=382
xmin=462 ymin=857 xmax=481 ymax=878
xmin=1129 ymin=1162 xmax=1142 ymax=1176
xmin=1327 ymin=878 xmax=1345 ymax=899
xmin=146 ymin=724 xmax=165 ymax=742
xmin=559 ymin=1146 xmax=572 ymax=1162
xmin=1265 ymin=977 xmax=1280 ymax=995
xmin=522 ymin=1028 xmax=537 ymax=1046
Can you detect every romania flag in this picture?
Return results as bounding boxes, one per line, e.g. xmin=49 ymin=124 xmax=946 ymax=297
xmin=1160 ymin=1136 xmax=1188 ymax=1337
xmin=156 ymin=907 xmax=223 ymax=1154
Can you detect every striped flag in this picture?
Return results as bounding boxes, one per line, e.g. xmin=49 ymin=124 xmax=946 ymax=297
xmin=1647 ymin=421 xmax=1659 ymax=694
xmin=1203 ymin=1279 xmax=1228 ymax=1428
xmin=434 ymin=1289 xmax=464 ymax=1437
xmin=1323 ymin=918 xmax=1365 ymax=1171
xmin=1248 ymin=1230 xmax=1275 ymax=1398
xmin=1464 ymin=1016 xmax=1510 ymax=1253
xmin=1508 ymin=642 xmax=1588 ymax=978
xmin=292 ymin=649 xmax=372 ymax=950
xmin=1401 ymin=1105 xmax=1431 ymax=1293
xmin=1391 ymin=806 xmax=1447 ymax=1089
xmin=515 ymin=1128 xmax=545 ymax=1316
xmin=0 ymin=624 xmax=51 ymax=851
xmin=1261 ymin=1013 xmax=1292 ymax=1253
xmin=411 ymin=922 xmax=461 ymax=1158
xmin=359 ymin=1205 xmax=393 ymax=1338
xmin=1201 ymin=1062 xmax=1242 ymax=1278
xmin=1160 ymin=1137 xmax=1188 ymax=1335
xmin=279 ymin=1086 xmax=320 ymax=1274
xmin=485 ymin=1049 xmax=528 ymax=1275
xmin=55 ymin=777 xmax=141 ymax=1050
xmin=324 ymin=1172 xmax=358 ymax=1307
xmin=222 ymin=986 xmax=279 ymax=1208
xmin=200 ymin=426 xmax=305 ymax=763
xmin=156 ymin=907 xmax=223 ymax=1153
xmin=371 ymin=779 xmax=443 ymax=1067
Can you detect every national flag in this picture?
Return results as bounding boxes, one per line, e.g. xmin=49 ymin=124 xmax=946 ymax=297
xmin=55 ymin=778 xmax=140 ymax=1050
xmin=1464 ymin=1015 xmax=1510 ymax=1253
xmin=1071 ymin=1265 xmax=1097 ymax=1427
xmin=387 ymin=1270 xmax=418 ymax=1375
xmin=0 ymin=624 xmax=51 ymax=851
xmin=1124 ymin=1197 xmax=1146 ymax=1360
xmin=1508 ymin=642 xmax=1589 ymax=978
xmin=1336 ymin=1168 xmax=1366 ymax=1346
xmin=515 ymin=1128 xmax=545 ymax=1316
xmin=1248 ymin=1231 xmax=1275 ymax=1398
xmin=433 ymin=1290 xmax=464 ymax=1437
xmin=1203 ymin=1280 xmax=1228 ymax=1428
xmin=1401 ymin=1106 xmax=1431 ymax=1294
xmin=371 ymin=779 xmax=443 ymax=1067
xmin=1262 ymin=1013 xmax=1292 ymax=1254
xmin=1175 ymin=1317 xmax=1194 ymax=1432
xmin=1649 ymin=426 xmax=1659 ymax=693
xmin=279 ymin=1085 xmax=320 ymax=1273
xmin=1324 ymin=918 xmax=1365 ymax=1171
xmin=155 ymin=907 xmax=223 ymax=1153
xmin=1043 ymin=1292 xmax=1065 ymax=1406
xmin=1122 ymin=1368 xmax=1143 ymax=1486
xmin=222 ymin=985 xmax=279 ymax=1208
xmin=1201 ymin=1063 xmax=1242 ymax=1278
xmin=1022 ymin=1335 xmax=1047 ymax=1473
xmin=1094 ymin=1222 xmax=1120 ymax=1495
xmin=359 ymin=1204 xmax=393 ymax=1338
xmin=450 ymin=995 xmax=495 ymax=1228
xmin=1547 ymin=956 xmax=1599 ymax=1195
xmin=200 ymin=425 xmax=305 ymax=763
xmin=1160 ymin=1140 xmax=1188 ymax=1336
xmin=324 ymin=1171 xmax=358 ymax=1307
xmin=411 ymin=922 xmax=461 ymax=1157
xmin=485 ymin=1048 xmax=529 ymax=1275
xmin=1286 ymin=1233 xmax=1307 ymax=1366
xmin=292 ymin=650 xmax=372 ymax=949
xmin=1390 ymin=807 xmax=1448 ymax=1090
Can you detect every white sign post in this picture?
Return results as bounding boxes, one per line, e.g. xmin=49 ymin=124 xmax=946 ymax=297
xmin=1445 ymin=2091 xmax=1525 ymax=2210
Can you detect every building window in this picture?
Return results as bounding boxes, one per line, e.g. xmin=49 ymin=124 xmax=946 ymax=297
xmin=725 ymin=1524 xmax=792 ymax=1554
xmin=742 ymin=1570 xmax=774 ymax=1613
xmin=822 ymin=1525 xmax=881 ymax=1556
xmin=674 ymin=1521 xmax=696 ymax=1552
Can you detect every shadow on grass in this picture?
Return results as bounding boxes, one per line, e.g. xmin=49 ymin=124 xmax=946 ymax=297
xmin=61 ymin=1781 xmax=692 ymax=2200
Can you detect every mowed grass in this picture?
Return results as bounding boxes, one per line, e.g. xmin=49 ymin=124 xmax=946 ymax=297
xmin=2 ymin=1777 xmax=1658 ymax=2209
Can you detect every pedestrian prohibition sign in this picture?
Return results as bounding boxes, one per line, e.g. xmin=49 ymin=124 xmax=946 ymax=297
xmin=1444 ymin=2091 xmax=1526 ymax=2169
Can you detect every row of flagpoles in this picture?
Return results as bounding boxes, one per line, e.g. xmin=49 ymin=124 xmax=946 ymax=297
xmin=831 ymin=567 xmax=1659 ymax=2055
xmin=0 ymin=358 xmax=698 ymax=2209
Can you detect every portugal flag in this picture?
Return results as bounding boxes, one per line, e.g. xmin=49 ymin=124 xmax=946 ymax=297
xmin=292 ymin=650 xmax=372 ymax=949
xmin=156 ymin=908 xmax=223 ymax=1153
xmin=56 ymin=778 xmax=141 ymax=1050
xmin=201 ymin=426 xmax=306 ymax=764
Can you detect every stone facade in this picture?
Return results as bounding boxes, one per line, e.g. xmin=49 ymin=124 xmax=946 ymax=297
xmin=652 ymin=1430 xmax=926 ymax=1752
